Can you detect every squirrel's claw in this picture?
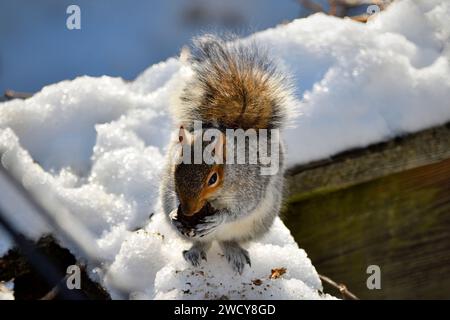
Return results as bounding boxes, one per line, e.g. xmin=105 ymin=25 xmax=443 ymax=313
xmin=183 ymin=244 xmax=208 ymax=267
xmin=186 ymin=213 xmax=224 ymax=239
xmin=220 ymin=242 xmax=251 ymax=275
xmin=201 ymin=250 xmax=207 ymax=261
xmin=183 ymin=249 xmax=201 ymax=267
xmin=171 ymin=219 xmax=188 ymax=235
xmin=201 ymin=214 xmax=226 ymax=224
xmin=170 ymin=209 xmax=224 ymax=239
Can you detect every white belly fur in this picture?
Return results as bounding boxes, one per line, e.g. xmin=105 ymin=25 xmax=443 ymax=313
xmin=213 ymin=183 xmax=274 ymax=241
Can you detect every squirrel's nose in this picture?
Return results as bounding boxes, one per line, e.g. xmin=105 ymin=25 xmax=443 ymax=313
xmin=180 ymin=202 xmax=194 ymax=217
xmin=180 ymin=199 xmax=203 ymax=217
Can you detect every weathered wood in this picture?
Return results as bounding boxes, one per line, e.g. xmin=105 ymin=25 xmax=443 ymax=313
xmin=284 ymin=123 xmax=450 ymax=299
xmin=287 ymin=123 xmax=450 ymax=202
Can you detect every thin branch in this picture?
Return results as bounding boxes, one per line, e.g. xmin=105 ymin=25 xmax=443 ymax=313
xmin=40 ymin=276 xmax=67 ymax=300
xmin=4 ymin=90 xmax=33 ymax=100
xmin=40 ymin=263 xmax=86 ymax=300
xmin=319 ymin=274 xmax=359 ymax=300
xmin=351 ymin=14 xmax=370 ymax=23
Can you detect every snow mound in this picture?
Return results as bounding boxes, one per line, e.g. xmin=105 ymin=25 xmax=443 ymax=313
xmin=1 ymin=0 xmax=449 ymax=299
xmin=0 ymin=59 xmax=328 ymax=299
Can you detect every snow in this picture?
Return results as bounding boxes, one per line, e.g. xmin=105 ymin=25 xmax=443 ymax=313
xmin=104 ymin=217 xmax=327 ymax=299
xmin=278 ymin=0 xmax=450 ymax=165
xmin=0 ymin=0 xmax=449 ymax=299
xmin=0 ymin=281 xmax=14 ymax=300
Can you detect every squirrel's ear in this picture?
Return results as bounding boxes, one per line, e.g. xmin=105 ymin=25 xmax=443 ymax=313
xmin=178 ymin=125 xmax=192 ymax=144
xmin=213 ymin=132 xmax=226 ymax=164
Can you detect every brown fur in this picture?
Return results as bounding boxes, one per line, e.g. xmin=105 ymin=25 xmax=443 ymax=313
xmin=178 ymin=35 xmax=291 ymax=130
xmin=197 ymin=65 xmax=277 ymax=129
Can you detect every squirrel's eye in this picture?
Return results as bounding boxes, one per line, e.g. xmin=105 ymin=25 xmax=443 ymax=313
xmin=208 ymin=172 xmax=218 ymax=186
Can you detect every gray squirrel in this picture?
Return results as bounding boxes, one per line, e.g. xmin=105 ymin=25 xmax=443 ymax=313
xmin=160 ymin=35 xmax=294 ymax=274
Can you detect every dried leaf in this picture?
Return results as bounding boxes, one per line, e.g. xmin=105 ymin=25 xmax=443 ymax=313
xmin=270 ymin=267 xmax=287 ymax=279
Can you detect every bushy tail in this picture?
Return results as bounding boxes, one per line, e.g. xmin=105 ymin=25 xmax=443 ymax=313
xmin=175 ymin=34 xmax=295 ymax=130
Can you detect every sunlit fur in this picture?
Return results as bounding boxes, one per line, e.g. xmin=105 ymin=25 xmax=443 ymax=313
xmin=174 ymin=34 xmax=295 ymax=130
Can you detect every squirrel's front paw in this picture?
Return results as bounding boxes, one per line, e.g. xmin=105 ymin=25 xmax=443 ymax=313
xmin=183 ymin=245 xmax=208 ymax=267
xmin=170 ymin=208 xmax=223 ymax=239
xmin=191 ymin=214 xmax=224 ymax=238
xmin=220 ymin=241 xmax=251 ymax=274
xmin=178 ymin=214 xmax=224 ymax=239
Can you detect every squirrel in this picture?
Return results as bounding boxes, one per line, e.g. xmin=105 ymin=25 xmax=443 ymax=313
xmin=160 ymin=34 xmax=294 ymax=274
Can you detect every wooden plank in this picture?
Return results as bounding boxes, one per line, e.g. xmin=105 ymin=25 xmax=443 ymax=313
xmin=283 ymin=157 xmax=450 ymax=299
xmin=287 ymin=123 xmax=450 ymax=202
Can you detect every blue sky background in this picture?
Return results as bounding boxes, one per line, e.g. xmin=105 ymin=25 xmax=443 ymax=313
xmin=0 ymin=0 xmax=312 ymax=94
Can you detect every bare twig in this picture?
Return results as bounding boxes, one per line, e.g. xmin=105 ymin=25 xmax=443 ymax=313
xmin=319 ymin=274 xmax=359 ymax=300
xmin=351 ymin=14 xmax=370 ymax=22
xmin=40 ymin=264 xmax=84 ymax=300
xmin=40 ymin=276 xmax=67 ymax=300
xmin=298 ymin=0 xmax=326 ymax=13
xmin=4 ymin=90 xmax=33 ymax=100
